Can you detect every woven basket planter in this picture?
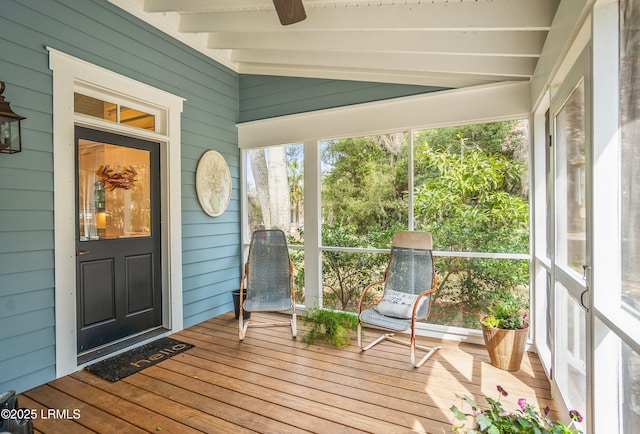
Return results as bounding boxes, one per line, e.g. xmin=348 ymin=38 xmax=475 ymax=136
xmin=481 ymin=323 xmax=529 ymax=371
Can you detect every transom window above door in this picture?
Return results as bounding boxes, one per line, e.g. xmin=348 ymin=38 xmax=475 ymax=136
xmin=74 ymin=92 xmax=156 ymax=131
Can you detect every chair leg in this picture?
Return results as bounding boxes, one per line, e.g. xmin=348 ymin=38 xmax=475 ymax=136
xmin=291 ymin=311 xmax=297 ymax=338
xmin=239 ymin=309 xmax=296 ymax=341
xmin=367 ymin=334 xmax=441 ymax=368
xmin=408 ymin=337 xmax=441 ymax=368
xmin=410 ymin=336 xmax=418 ymax=366
xmin=239 ymin=314 xmax=246 ymax=340
xmin=413 ymin=344 xmax=440 ymax=368
xmin=361 ymin=332 xmax=395 ymax=351
xmin=241 ymin=321 xmax=250 ymax=340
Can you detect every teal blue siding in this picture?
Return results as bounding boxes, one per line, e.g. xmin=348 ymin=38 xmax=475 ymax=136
xmin=239 ymin=74 xmax=447 ymax=122
xmin=0 ymin=0 xmax=240 ymax=393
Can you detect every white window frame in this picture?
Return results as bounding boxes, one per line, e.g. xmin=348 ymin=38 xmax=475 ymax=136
xmin=48 ymin=48 xmax=185 ymax=377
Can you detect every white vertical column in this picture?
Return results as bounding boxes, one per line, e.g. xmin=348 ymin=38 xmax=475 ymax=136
xmin=591 ymin=1 xmax=622 ymax=433
xmin=304 ymin=139 xmax=322 ymax=308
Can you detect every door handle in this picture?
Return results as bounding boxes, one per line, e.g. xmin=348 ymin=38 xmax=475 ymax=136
xmin=580 ymin=289 xmax=589 ymax=312
xmin=580 ymin=265 xmax=591 ymax=312
xmin=76 ymin=250 xmax=91 ymax=256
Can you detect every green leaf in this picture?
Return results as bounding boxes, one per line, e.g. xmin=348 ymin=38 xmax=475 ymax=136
xmin=487 ymin=425 xmax=501 ymax=434
xmin=450 ymin=405 xmax=469 ymax=421
xmin=461 ymin=396 xmax=479 ymax=408
xmin=476 ymin=413 xmax=493 ymax=431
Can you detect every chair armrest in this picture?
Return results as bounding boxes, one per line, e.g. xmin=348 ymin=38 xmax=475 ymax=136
xmin=358 ymin=279 xmax=385 ymax=314
xmin=239 ymin=263 xmax=249 ymax=297
xmin=411 ymin=284 xmax=437 ymax=321
xmin=289 ymin=260 xmax=296 ymax=304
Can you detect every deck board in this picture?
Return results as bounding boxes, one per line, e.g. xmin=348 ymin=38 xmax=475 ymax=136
xmin=21 ymin=312 xmax=556 ymax=433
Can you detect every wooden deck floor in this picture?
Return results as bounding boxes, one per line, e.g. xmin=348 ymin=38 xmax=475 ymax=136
xmin=21 ymin=312 xmax=555 ymax=433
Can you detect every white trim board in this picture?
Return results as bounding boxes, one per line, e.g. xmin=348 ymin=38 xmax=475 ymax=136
xmin=48 ymin=47 xmax=185 ymax=377
xmin=237 ymin=81 xmax=530 ymax=149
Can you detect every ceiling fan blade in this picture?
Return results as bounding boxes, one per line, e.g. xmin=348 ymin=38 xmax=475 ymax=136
xmin=272 ymin=0 xmax=306 ymax=25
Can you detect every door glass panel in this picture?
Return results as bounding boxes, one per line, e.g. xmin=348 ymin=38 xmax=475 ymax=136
xmin=622 ymin=339 xmax=640 ymax=432
xmin=621 ymin=0 xmax=640 ymax=319
xmin=555 ymin=81 xmax=586 ymax=275
xmin=620 ymin=3 xmax=640 ymax=430
xmin=555 ymin=282 xmax=587 ymax=425
xmin=78 ymin=140 xmax=151 ymax=240
xmin=534 ymin=266 xmax=553 ymax=371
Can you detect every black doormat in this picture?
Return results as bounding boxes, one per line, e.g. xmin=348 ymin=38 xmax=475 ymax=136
xmin=84 ymin=337 xmax=194 ymax=382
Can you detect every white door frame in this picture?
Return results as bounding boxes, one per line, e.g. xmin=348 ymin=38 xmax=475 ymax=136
xmin=48 ymin=48 xmax=185 ymax=377
xmin=549 ymin=46 xmax=592 ymax=425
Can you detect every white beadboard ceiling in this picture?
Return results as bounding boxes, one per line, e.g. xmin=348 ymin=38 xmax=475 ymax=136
xmin=110 ymin=0 xmax=560 ymax=88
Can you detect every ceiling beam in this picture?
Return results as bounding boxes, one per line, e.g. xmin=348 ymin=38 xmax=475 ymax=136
xmin=237 ymin=62 xmax=512 ymax=88
xmin=208 ymin=30 xmax=546 ymax=57
xmin=179 ymin=0 xmax=557 ymax=33
xmin=230 ymin=50 xmax=538 ymax=77
xmin=145 ymin=0 xmax=274 ymax=12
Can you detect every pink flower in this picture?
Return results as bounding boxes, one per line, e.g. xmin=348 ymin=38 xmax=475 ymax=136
xmin=569 ymin=410 xmax=583 ymax=423
xmin=518 ymin=398 xmax=527 ymax=410
xmin=544 ymin=406 xmax=551 ymax=416
xmin=496 ymin=385 xmax=508 ymax=397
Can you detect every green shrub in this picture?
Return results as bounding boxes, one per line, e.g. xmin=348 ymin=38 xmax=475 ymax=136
xmin=302 ymin=307 xmax=359 ymax=348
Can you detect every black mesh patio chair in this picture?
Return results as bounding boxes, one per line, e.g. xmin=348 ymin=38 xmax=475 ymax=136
xmin=239 ymin=229 xmax=297 ymax=340
xmin=358 ymin=230 xmax=441 ymax=367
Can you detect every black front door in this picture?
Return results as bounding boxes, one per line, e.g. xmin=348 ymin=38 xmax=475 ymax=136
xmin=75 ymin=127 xmax=162 ymax=353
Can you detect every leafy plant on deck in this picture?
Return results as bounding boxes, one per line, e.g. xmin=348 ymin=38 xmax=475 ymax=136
xmin=302 ymin=307 xmax=359 ymax=348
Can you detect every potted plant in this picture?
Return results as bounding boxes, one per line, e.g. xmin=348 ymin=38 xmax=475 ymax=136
xmin=451 ymin=385 xmax=583 ymax=433
xmin=301 ymin=307 xmax=359 ymax=348
xmin=480 ymin=292 xmax=529 ymax=371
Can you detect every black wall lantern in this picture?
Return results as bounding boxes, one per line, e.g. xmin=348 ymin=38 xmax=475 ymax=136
xmin=0 ymin=81 xmax=26 ymax=154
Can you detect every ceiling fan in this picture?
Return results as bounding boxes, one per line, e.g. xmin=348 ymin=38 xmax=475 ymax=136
xmin=272 ymin=0 xmax=306 ymax=25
